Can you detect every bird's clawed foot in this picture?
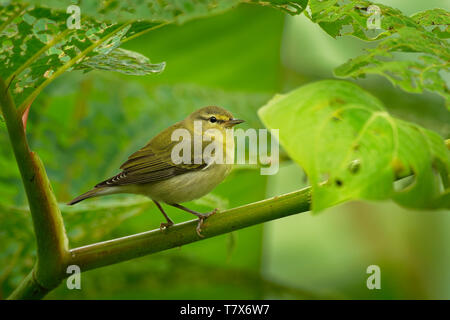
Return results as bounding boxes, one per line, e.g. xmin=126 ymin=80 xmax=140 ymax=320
xmin=154 ymin=200 xmax=175 ymax=232
xmin=195 ymin=208 xmax=218 ymax=238
xmin=166 ymin=203 xmax=219 ymax=237
xmin=159 ymin=220 xmax=174 ymax=231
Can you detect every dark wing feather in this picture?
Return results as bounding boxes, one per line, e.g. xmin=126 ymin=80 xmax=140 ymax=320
xmin=96 ymin=124 xmax=206 ymax=187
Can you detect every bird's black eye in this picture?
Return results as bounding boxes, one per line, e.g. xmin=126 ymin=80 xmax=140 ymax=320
xmin=209 ymin=116 xmax=217 ymax=123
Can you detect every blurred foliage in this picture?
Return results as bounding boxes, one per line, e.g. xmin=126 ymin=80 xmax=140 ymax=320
xmin=0 ymin=197 xmax=149 ymax=298
xmin=260 ymin=80 xmax=449 ymax=211
xmin=264 ymin=162 xmax=450 ymax=299
xmin=49 ymin=252 xmax=326 ymax=299
xmin=0 ymin=0 xmax=449 ymax=300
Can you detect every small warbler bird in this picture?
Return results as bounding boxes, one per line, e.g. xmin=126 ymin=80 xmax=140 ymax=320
xmin=68 ymin=106 xmax=244 ymax=236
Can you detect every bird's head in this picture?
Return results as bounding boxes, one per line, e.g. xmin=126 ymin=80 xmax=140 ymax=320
xmin=187 ymin=106 xmax=244 ymax=132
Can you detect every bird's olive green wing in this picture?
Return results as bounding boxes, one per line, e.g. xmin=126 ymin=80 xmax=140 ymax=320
xmin=95 ymin=123 xmax=206 ymax=187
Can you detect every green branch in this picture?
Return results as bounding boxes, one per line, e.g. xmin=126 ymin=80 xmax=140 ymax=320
xmin=68 ymin=187 xmax=311 ymax=271
xmin=0 ymin=78 xmax=68 ymax=299
xmin=6 ymin=269 xmax=49 ymax=300
xmin=8 ymin=185 xmax=311 ymax=299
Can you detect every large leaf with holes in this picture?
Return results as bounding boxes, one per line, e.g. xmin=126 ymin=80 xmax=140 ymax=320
xmin=0 ymin=0 xmax=237 ymax=111
xmin=76 ymin=48 xmax=166 ymax=75
xmin=411 ymin=8 xmax=450 ymax=39
xmin=306 ymin=0 xmax=416 ymax=40
xmin=27 ymin=0 xmax=308 ymax=22
xmin=0 ymin=0 xmax=308 ymax=114
xmin=26 ymin=0 xmax=242 ymax=23
xmin=334 ymin=26 xmax=450 ymax=108
xmin=259 ymin=80 xmax=450 ymax=211
xmin=0 ymin=3 xmax=166 ymax=112
xmin=306 ymin=1 xmax=450 ymax=108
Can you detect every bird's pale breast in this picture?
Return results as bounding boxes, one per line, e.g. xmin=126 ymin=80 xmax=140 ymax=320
xmin=126 ymin=136 xmax=234 ymax=204
xmin=140 ymin=163 xmax=232 ymax=204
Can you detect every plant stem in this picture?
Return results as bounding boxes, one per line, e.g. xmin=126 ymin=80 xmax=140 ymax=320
xmin=68 ymin=187 xmax=311 ymax=271
xmin=8 ymin=185 xmax=311 ymax=299
xmin=7 ymin=269 xmax=49 ymax=300
xmin=0 ymin=78 xmax=68 ymax=295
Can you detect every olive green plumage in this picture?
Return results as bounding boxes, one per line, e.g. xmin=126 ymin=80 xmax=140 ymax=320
xmin=68 ymin=106 xmax=244 ymax=236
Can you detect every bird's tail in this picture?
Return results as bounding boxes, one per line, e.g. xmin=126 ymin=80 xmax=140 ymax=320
xmin=67 ymin=187 xmax=112 ymax=205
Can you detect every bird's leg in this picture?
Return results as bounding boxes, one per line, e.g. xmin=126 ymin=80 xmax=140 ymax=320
xmin=153 ymin=200 xmax=174 ymax=231
xmin=169 ymin=203 xmax=218 ymax=237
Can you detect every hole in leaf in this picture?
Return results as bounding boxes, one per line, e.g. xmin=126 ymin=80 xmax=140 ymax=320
xmin=319 ymin=173 xmax=330 ymax=184
xmin=335 ymin=179 xmax=343 ymax=187
xmin=393 ymin=174 xmax=416 ymax=192
xmin=348 ymin=159 xmax=361 ymax=174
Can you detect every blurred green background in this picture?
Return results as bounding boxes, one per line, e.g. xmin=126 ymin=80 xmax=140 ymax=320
xmin=1 ymin=1 xmax=449 ymax=299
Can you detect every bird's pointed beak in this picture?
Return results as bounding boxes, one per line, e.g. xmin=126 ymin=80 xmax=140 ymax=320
xmin=225 ymin=118 xmax=245 ymax=127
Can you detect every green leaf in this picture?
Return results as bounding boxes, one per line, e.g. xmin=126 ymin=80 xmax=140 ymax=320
xmin=258 ymin=80 xmax=450 ymax=211
xmin=251 ymin=0 xmax=308 ymax=15
xmin=26 ymin=0 xmax=243 ymax=24
xmin=305 ymin=1 xmax=450 ymax=108
xmin=307 ymin=0 xmax=416 ymax=40
xmin=0 ymin=3 xmax=166 ymax=111
xmin=334 ymin=27 xmax=450 ymax=108
xmin=76 ymin=48 xmax=166 ymax=75
xmin=27 ymin=0 xmax=307 ymax=23
xmin=411 ymin=8 xmax=450 ymax=39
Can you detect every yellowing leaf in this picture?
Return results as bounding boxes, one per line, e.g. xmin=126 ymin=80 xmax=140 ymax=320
xmin=259 ymin=80 xmax=449 ymax=211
